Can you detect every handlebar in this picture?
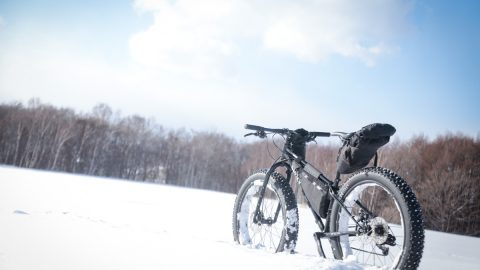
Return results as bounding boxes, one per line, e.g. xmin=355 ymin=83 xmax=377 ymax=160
xmin=244 ymin=124 xmax=331 ymax=138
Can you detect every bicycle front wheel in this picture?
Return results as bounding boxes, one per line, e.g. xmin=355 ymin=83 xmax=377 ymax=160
xmin=232 ymin=169 xmax=299 ymax=253
xmin=329 ymin=167 xmax=424 ymax=269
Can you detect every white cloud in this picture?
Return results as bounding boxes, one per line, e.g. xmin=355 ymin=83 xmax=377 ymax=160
xmin=130 ymin=0 xmax=413 ymax=77
xmin=130 ymin=0 xmax=251 ymax=79
xmin=264 ymin=0 xmax=410 ymax=62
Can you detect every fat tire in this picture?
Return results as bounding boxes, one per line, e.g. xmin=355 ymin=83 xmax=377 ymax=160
xmin=329 ymin=167 xmax=424 ymax=269
xmin=232 ymin=169 xmax=299 ymax=252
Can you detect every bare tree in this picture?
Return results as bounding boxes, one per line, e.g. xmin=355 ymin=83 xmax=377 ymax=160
xmin=0 ymin=100 xmax=478 ymax=236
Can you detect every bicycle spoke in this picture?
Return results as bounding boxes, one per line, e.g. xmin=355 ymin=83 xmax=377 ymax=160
xmin=336 ymin=181 xmax=407 ymax=268
xmin=236 ymin=179 xmax=288 ymax=253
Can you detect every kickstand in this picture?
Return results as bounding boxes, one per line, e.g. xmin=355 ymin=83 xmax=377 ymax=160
xmin=313 ymin=232 xmax=326 ymax=258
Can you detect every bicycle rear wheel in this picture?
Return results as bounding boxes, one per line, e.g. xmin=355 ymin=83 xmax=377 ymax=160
xmin=232 ymin=170 xmax=298 ymax=253
xmin=329 ymin=167 xmax=424 ymax=269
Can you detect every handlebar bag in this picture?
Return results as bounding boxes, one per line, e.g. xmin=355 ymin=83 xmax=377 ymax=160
xmin=336 ymin=123 xmax=396 ymax=174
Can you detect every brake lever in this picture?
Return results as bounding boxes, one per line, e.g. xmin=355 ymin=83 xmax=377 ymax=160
xmin=257 ymin=131 xmax=267 ymax=138
xmin=244 ymin=131 xmax=267 ymax=138
xmin=307 ymin=134 xmax=317 ymax=143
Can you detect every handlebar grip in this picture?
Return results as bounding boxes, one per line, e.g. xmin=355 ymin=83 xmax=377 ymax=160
xmin=245 ymin=124 xmax=287 ymax=134
xmin=310 ymin=132 xmax=331 ymax=137
xmin=244 ymin=124 xmax=265 ymax=131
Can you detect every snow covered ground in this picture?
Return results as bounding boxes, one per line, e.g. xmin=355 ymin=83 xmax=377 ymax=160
xmin=0 ymin=166 xmax=478 ymax=270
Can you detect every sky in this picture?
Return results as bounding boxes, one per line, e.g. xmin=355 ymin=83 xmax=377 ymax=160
xmin=0 ymin=0 xmax=479 ymax=140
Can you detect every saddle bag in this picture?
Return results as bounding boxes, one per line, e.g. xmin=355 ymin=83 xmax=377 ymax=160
xmin=336 ymin=123 xmax=396 ymax=174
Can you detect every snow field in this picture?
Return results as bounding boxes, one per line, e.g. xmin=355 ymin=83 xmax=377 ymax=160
xmin=0 ymin=166 xmax=479 ymax=269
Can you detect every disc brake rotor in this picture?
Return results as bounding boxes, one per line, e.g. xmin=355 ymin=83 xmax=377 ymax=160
xmin=368 ymin=217 xmax=389 ymax=245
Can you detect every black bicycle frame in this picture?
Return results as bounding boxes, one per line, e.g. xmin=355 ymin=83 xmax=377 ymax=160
xmin=252 ymin=142 xmax=363 ymax=243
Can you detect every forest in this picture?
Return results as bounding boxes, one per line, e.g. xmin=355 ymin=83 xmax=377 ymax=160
xmin=0 ymin=99 xmax=479 ymax=236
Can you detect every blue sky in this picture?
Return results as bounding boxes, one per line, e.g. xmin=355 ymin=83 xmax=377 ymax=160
xmin=0 ymin=0 xmax=478 ymax=140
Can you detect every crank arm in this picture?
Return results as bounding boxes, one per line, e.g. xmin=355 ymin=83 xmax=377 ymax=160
xmin=314 ymin=231 xmax=357 ymax=238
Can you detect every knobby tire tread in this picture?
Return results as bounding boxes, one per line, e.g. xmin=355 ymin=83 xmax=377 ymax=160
xmin=232 ymin=169 xmax=299 ymax=252
xmin=333 ymin=167 xmax=425 ymax=270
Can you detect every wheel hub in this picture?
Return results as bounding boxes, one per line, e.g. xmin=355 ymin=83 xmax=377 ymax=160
xmin=368 ymin=217 xmax=389 ymax=245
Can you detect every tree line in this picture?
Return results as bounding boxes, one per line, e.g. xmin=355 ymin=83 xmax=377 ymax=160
xmin=0 ymin=99 xmax=478 ymax=236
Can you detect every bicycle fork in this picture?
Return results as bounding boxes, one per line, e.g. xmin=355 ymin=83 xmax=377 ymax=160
xmin=253 ymin=161 xmax=291 ymax=225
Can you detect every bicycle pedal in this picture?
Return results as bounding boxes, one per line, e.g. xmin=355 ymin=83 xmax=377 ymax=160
xmin=314 ymin=232 xmax=327 ymax=238
xmin=313 ymin=232 xmax=326 ymax=258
